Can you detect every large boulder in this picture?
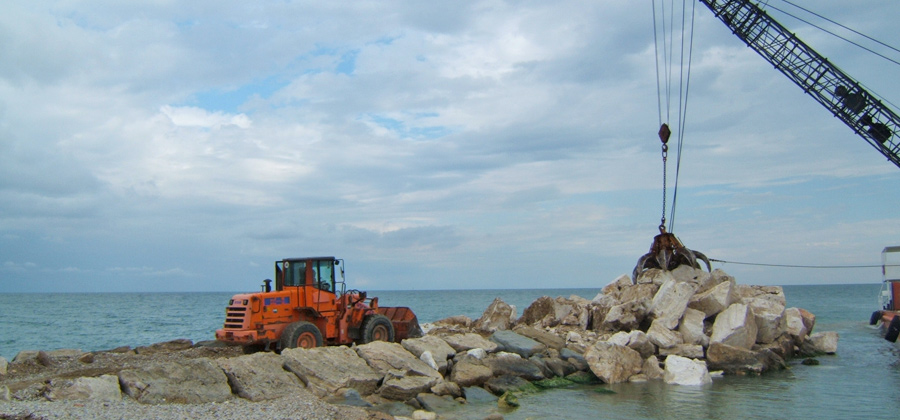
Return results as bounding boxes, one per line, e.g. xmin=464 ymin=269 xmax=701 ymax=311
xmin=378 ymin=372 xmax=438 ymax=401
xmin=650 ymin=276 xmax=698 ymax=329
xmin=473 ymin=297 xmax=517 ymax=332
xmin=217 ymin=352 xmax=304 ymax=401
xmin=706 ymin=342 xmax=785 ymax=374
xmin=519 ymin=296 xmax=589 ymax=328
xmin=402 ymin=335 xmax=457 ymax=374
xmin=747 ymin=299 xmax=785 ymax=344
xmin=801 ymin=331 xmax=839 ymax=355
xmin=783 ymin=307 xmax=809 ymax=340
xmin=601 ymin=298 xmax=651 ymax=332
xmin=647 ymin=319 xmax=683 ymax=349
xmin=282 ymin=345 xmax=382 ymax=397
xmin=607 ymin=330 xmax=656 ymax=358
xmin=688 ymin=278 xmax=735 ymax=318
xmin=583 ymin=342 xmax=643 ymax=384
xmin=490 ymin=330 xmax=546 ymax=358
xmin=440 ymin=333 xmax=500 ymax=353
xmin=679 ymin=307 xmax=709 ymax=346
xmin=355 ymin=341 xmax=442 ymax=381
xmin=483 ymin=352 xmax=545 ymax=381
xmin=118 ymin=358 xmax=232 ymax=404
xmin=449 ymin=358 xmax=493 ymax=387
xmin=710 ymin=303 xmax=758 ymax=350
xmin=43 ymin=375 xmax=121 ymax=402
xmin=663 ymin=355 xmax=711 ymax=386
xmin=513 ymin=325 xmax=566 ymax=350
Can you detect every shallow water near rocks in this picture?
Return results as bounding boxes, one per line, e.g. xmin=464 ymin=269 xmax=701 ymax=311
xmin=2 ymin=284 xmax=898 ymax=419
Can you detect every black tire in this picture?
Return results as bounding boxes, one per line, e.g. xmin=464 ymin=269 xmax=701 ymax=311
xmin=280 ymin=321 xmax=323 ymax=350
xmin=359 ymin=314 xmax=395 ymax=344
xmin=870 ymin=310 xmax=883 ymax=326
xmin=885 ymin=316 xmax=900 ymax=343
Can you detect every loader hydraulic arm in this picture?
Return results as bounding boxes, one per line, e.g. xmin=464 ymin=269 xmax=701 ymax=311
xmin=698 ymin=0 xmax=900 ymax=168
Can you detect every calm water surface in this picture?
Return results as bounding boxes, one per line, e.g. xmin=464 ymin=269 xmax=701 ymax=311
xmin=1 ymin=284 xmax=896 ymax=419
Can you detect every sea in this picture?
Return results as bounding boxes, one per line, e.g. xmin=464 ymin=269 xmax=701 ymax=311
xmin=1 ymin=284 xmax=898 ymax=419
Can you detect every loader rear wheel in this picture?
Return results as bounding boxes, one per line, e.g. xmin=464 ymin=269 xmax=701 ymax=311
xmin=280 ymin=321 xmax=323 ymax=350
xmin=360 ymin=314 xmax=394 ymax=344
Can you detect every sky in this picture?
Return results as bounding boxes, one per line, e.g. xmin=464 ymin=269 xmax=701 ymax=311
xmin=2 ymin=0 xmax=899 ymax=294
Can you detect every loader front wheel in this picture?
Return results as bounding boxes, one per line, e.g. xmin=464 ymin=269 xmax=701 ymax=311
xmin=280 ymin=321 xmax=323 ymax=350
xmin=360 ymin=314 xmax=394 ymax=344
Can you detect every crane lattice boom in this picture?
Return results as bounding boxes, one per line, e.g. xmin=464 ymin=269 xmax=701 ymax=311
xmin=699 ymin=0 xmax=900 ymax=168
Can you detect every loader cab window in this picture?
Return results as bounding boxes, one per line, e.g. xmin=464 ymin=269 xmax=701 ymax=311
xmin=313 ymin=260 xmax=335 ymax=292
xmin=283 ymin=261 xmax=306 ymax=287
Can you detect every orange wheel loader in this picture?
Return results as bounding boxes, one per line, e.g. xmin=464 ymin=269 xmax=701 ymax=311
xmin=215 ymin=256 xmax=423 ymax=351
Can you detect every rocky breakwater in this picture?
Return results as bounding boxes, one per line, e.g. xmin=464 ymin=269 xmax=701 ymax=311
xmin=0 ymin=267 xmax=838 ymax=419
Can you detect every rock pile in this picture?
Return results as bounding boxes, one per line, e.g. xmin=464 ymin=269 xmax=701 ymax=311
xmin=0 ymin=267 xmax=838 ymax=418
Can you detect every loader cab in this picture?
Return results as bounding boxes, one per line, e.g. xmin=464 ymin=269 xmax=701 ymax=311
xmin=274 ymin=256 xmax=344 ymax=294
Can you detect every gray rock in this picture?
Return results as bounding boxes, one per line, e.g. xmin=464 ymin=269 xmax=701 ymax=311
xmin=217 ymin=352 xmax=304 ymax=401
xmin=462 ymin=386 xmax=498 ymax=403
xmin=441 ymin=333 xmax=500 ymax=353
xmin=483 ymin=374 xmax=534 ymax=395
xmin=430 ymin=380 xmax=462 ymax=398
xmin=678 ymin=307 xmax=709 ymax=347
xmin=0 ymin=385 xmax=9 ymax=402
xmin=402 ymin=335 xmax=457 ymax=374
xmin=650 ymin=276 xmax=698 ymax=329
xmin=490 ymin=330 xmax=546 ymax=358
xmin=607 ymin=330 xmax=656 ymax=358
xmin=647 ymin=319 xmax=683 ymax=349
xmin=449 ymin=358 xmax=493 ymax=387
xmin=584 ymin=342 xmax=643 ymax=384
xmin=706 ymin=342 xmax=785 ymax=374
xmin=513 ymin=325 xmax=566 ymax=350
xmin=784 ymin=307 xmax=809 ymax=339
xmin=355 ymin=341 xmax=442 ymax=381
xmin=688 ymin=278 xmax=735 ymax=318
xmin=416 ymin=393 xmax=461 ymax=412
xmin=483 ymin=352 xmax=545 ymax=381
xmin=0 ymin=356 xmax=7 ymax=376
xmin=378 ymin=373 xmax=438 ymax=401
xmin=518 ymin=296 xmax=590 ymax=328
xmin=282 ymin=345 xmax=382 ymax=397
xmin=802 ymin=331 xmax=839 ymax=355
xmin=134 ymin=339 xmax=193 ymax=355
xmin=473 ymin=297 xmax=517 ymax=332
xmin=43 ymin=375 xmax=122 ymax=402
xmin=118 ymin=357 xmax=232 ymax=404
xmin=710 ymin=303 xmax=758 ymax=350
xmin=323 ymin=388 xmax=372 ymax=407
xmin=602 ymin=298 xmax=650 ymax=331
xmin=658 ymin=344 xmax=705 ymax=359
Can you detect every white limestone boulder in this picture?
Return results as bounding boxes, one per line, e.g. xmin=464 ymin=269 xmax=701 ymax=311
xmin=710 ymin=303 xmax=758 ymax=350
xmin=663 ymin=355 xmax=712 ymax=386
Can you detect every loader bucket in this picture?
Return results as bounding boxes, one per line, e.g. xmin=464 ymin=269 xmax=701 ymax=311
xmin=376 ymin=306 xmax=424 ymax=341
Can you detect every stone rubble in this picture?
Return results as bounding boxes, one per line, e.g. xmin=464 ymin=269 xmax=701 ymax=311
xmin=0 ymin=267 xmax=839 ymax=420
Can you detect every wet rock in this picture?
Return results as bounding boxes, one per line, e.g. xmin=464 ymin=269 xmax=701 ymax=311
xmin=710 ymin=303 xmax=758 ymax=350
xmin=402 ymin=335 xmax=456 ymax=374
xmin=462 ymin=386 xmax=498 ymax=403
xmin=498 ymin=391 xmax=519 ymax=408
xmin=513 ymin=325 xmax=566 ymax=350
xmin=416 ymin=392 xmax=461 ymax=412
xmin=484 ymin=375 xmax=536 ymax=395
xmin=282 ymin=345 xmax=382 ymax=397
xmin=650 ymin=275 xmax=698 ymax=329
xmin=642 ymin=356 xmax=665 ymax=380
xmin=490 ymin=330 xmax=546 ymax=358
xmin=324 ymin=388 xmax=372 ymax=407
xmin=449 ymin=358 xmax=493 ymax=387
xmin=584 ymin=342 xmax=643 ymax=384
xmin=474 ymin=297 xmax=517 ymax=333
xmin=355 ymin=341 xmax=442 ymax=381
xmin=801 ymin=331 xmax=839 ymax=355
xmin=664 ymin=355 xmax=711 ymax=386
xmin=441 ymin=333 xmax=500 ymax=353
xmin=217 ymin=352 xmax=304 ymax=401
xmin=118 ymin=357 xmax=232 ymax=404
xmin=706 ymin=342 xmax=784 ymax=374
xmin=484 ymin=352 xmax=545 ymax=381
xmin=43 ymin=374 xmax=121 ymax=402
